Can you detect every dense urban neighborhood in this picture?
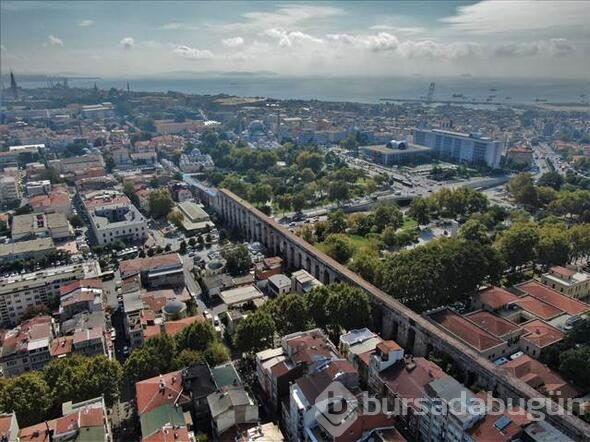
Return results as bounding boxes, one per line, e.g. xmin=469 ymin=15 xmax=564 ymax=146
xmin=0 ymin=60 xmax=589 ymax=442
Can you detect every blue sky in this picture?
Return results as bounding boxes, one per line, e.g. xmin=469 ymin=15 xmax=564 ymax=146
xmin=1 ymin=1 xmax=589 ymax=78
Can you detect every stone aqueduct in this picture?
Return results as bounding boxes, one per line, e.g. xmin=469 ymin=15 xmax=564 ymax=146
xmin=202 ymin=187 xmax=589 ymax=440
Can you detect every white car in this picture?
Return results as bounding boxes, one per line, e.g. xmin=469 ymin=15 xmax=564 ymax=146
xmin=213 ymin=315 xmax=222 ymax=333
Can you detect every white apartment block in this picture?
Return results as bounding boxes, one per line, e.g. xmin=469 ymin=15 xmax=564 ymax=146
xmin=0 ymin=261 xmax=101 ymax=326
xmin=84 ymin=192 xmax=148 ymax=246
xmin=413 ymin=128 xmax=504 ymax=168
xmin=0 ymin=176 xmax=20 ymax=205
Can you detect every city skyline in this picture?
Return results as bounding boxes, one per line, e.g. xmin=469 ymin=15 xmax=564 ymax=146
xmin=1 ymin=0 xmax=589 ymax=79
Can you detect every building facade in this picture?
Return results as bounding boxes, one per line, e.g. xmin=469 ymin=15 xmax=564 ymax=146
xmin=413 ymin=129 xmax=504 ymax=168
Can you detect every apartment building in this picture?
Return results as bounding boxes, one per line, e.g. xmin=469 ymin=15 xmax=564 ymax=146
xmin=83 ymin=191 xmax=148 ymax=246
xmin=0 ymin=237 xmax=56 ymax=264
xmin=541 ymin=266 xmax=590 ymax=299
xmin=19 ymin=396 xmax=112 ymax=442
xmin=0 ymin=315 xmax=55 ymax=376
xmin=420 ymin=377 xmax=486 ymax=442
xmin=413 ymin=128 xmax=504 ymax=168
xmin=24 ymin=179 xmax=51 ymax=196
xmin=0 ymin=261 xmax=101 ymax=326
xmin=11 ymin=212 xmax=72 ymax=241
xmin=0 ymin=176 xmax=20 ymax=206
xmin=48 ymin=154 xmax=105 ymax=174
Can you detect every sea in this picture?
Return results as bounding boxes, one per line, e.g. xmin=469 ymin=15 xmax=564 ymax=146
xmin=12 ymin=75 xmax=590 ymax=106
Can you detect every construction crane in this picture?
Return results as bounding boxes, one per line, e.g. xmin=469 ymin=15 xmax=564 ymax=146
xmin=426 ymin=82 xmax=435 ymax=102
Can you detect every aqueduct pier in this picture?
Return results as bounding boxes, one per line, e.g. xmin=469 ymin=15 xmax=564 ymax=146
xmin=203 ymin=188 xmax=589 ymax=440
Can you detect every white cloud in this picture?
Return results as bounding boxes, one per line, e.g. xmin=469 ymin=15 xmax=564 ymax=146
xmin=120 ymin=37 xmax=135 ymax=50
xmin=370 ymin=25 xmax=425 ymax=35
xmin=159 ymin=22 xmax=199 ymax=31
xmin=217 ymin=4 xmax=342 ymax=32
xmin=173 ymin=45 xmax=214 ymax=60
xmin=442 ymin=1 xmax=590 ymax=34
xmin=0 ymin=44 xmax=5 ymax=51
xmin=262 ymin=28 xmax=323 ymax=48
xmin=494 ymin=39 xmax=575 ymax=58
xmin=222 ymin=36 xmax=245 ymax=48
xmin=78 ymin=19 xmax=94 ymax=27
xmin=46 ymin=35 xmax=63 ymax=47
xmin=327 ymin=32 xmax=399 ymax=52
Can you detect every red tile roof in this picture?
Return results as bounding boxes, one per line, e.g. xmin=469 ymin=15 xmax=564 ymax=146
xmin=474 ymin=287 xmax=520 ymax=310
xmin=78 ymin=407 xmax=104 ymax=427
xmin=550 ymin=266 xmax=576 ymax=278
xmin=499 ymin=355 xmax=580 ymax=400
xmin=464 ymin=311 xmax=520 ymax=337
xmin=377 ymin=340 xmax=403 ymax=353
xmin=510 ymin=296 xmax=563 ymax=320
xmin=0 ymin=415 xmax=15 ymax=437
xmin=142 ymin=426 xmax=191 ymax=442
xmin=54 ymin=414 xmax=78 ymax=435
xmin=380 ymin=357 xmax=447 ymax=405
xmin=468 ymin=398 xmax=531 ymax=442
xmin=162 ymin=315 xmax=205 ymax=337
xmin=60 ymin=278 xmax=102 ymax=297
xmin=521 ymin=320 xmax=564 ymax=348
xmin=119 ymin=253 xmax=182 ymax=278
xmin=51 ymin=336 xmax=73 ymax=357
xmin=517 ymin=281 xmax=589 ymax=315
xmin=135 ymin=371 xmax=190 ymax=416
xmin=430 ymin=309 xmax=504 ymax=351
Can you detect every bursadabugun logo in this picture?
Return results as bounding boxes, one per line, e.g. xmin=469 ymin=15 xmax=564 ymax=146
xmin=311 ymin=381 xmax=359 ymax=437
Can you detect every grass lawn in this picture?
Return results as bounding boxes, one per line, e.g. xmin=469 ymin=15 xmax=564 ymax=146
xmin=316 ymin=233 xmax=381 ymax=258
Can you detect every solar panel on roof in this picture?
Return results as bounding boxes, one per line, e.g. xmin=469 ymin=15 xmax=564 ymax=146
xmin=494 ymin=415 xmax=512 ymax=431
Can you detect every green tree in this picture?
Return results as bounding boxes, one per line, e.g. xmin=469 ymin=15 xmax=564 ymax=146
xmin=326 ymin=284 xmax=372 ymax=332
xmin=173 ymin=349 xmax=204 ymax=369
xmin=374 ymin=201 xmax=403 ymax=232
xmin=301 ymin=168 xmax=316 ymax=183
xmin=149 ymin=189 xmax=175 ymax=219
xmin=378 ymin=237 xmax=504 ymax=312
xmin=537 ymin=171 xmax=564 ymax=190
xmin=203 ymin=341 xmax=231 ymax=366
xmin=296 ymin=151 xmax=324 ymax=174
xmin=68 ymin=214 xmax=84 ymax=228
xmin=349 ymin=250 xmax=380 ymax=284
xmin=507 ymin=173 xmax=538 ymax=207
xmin=265 ymin=294 xmax=309 ymax=336
xmin=569 ymin=224 xmax=590 ymax=261
xmin=167 ymin=209 xmax=184 ymax=228
xmin=408 ymin=197 xmax=431 ymax=225
xmin=0 ymin=372 xmax=52 ymax=426
xmin=292 ymin=193 xmax=306 ymax=213
xmin=223 ymin=244 xmax=252 ymax=276
xmin=494 ymin=222 xmax=539 ymax=269
xmin=326 ymin=210 xmax=348 ymax=234
xmin=276 ymin=194 xmax=292 ymax=212
xmin=328 ymin=181 xmax=350 ymax=202
xmin=535 ymin=225 xmax=571 ymax=268
xmin=459 ymin=219 xmax=490 ymax=244
xmin=234 ymin=310 xmax=276 ymax=354
xmin=382 ymin=226 xmax=398 ymax=248
xmin=559 ymin=347 xmax=590 ymax=389
xmin=248 ymin=183 xmax=273 ymax=205
xmin=85 ymin=356 xmax=123 ymax=406
xmin=323 ymin=234 xmax=353 ymax=264
xmin=123 ymin=181 xmax=140 ymax=208
xmin=124 ymin=347 xmax=162 ymax=383
xmin=176 ymin=322 xmax=217 ymax=352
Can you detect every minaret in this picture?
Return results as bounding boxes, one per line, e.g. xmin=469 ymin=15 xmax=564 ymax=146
xmin=9 ymin=70 xmax=18 ymax=99
xmin=127 ymin=82 xmax=130 ymax=94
